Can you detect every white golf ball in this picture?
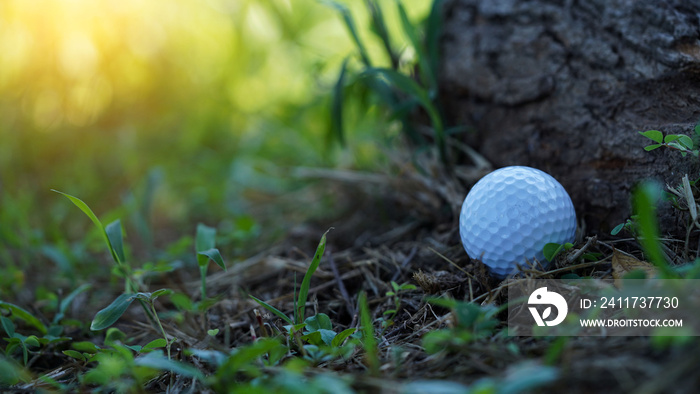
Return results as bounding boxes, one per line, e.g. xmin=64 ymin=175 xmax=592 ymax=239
xmin=459 ymin=166 xmax=576 ymax=278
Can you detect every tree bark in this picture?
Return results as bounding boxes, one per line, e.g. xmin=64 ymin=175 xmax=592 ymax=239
xmin=441 ymin=0 xmax=700 ymax=235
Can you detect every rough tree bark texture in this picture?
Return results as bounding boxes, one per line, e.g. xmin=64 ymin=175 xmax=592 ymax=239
xmin=441 ymin=0 xmax=700 ymax=235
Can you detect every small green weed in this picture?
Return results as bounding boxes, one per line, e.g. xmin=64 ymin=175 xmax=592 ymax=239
xmin=250 ymin=230 xmax=359 ymax=364
xmin=639 ymin=127 xmax=700 ymax=158
xmin=543 ymin=242 xmax=574 ymax=262
xmin=615 ymin=125 xmax=700 ymax=261
xmin=53 ymin=190 xmax=229 ymax=362
xmin=422 ymin=299 xmax=502 ymax=354
xmin=359 ymin=291 xmax=379 ymax=377
xmin=380 ymin=281 xmax=417 ymax=333
xmin=195 ymin=223 xmax=226 ymax=300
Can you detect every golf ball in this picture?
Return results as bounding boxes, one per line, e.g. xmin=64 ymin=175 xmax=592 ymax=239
xmin=459 ymin=166 xmax=576 ymax=278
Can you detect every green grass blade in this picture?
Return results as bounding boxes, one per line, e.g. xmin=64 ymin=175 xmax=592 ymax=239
xmin=134 ymin=351 xmax=205 ymax=380
xmin=105 ymin=220 xmax=126 ymax=264
xmin=0 ymin=302 xmax=48 ymax=335
xmin=358 ymin=291 xmax=378 ymax=376
xmin=91 ymin=293 xmax=135 ymax=331
xmin=197 ymin=248 xmax=226 ymax=270
xmin=52 ymin=190 xmax=120 ymax=264
xmin=633 ymin=182 xmax=673 ymax=276
xmin=52 ymin=190 xmax=104 ymax=236
xmin=365 ymin=68 xmax=425 ymax=101
xmin=365 ymin=0 xmax=398 ymax=69
xmin=396 ymin=0 xmax=434 ymax=89
xmin=323 ymin=1 xmax=372 ymax=67
xmin=425 ymin=0 xmax=444 ymax=94
xmin=331 ymin=58 xmax=349 ymax=147
xmin=293 ymin=272 xmax=298 ymax=324
xmin=54 ymin=283 xmax=92 ymax=325
xmin=682 ymin=175 xmax=698 ymax=223
xmin=296 ymin=230 xmax=329 ymax=323
xmin=249 ymin=295 xmax=294 ymax=326
xmin=364 ymin=68 xmax=445 ymax=160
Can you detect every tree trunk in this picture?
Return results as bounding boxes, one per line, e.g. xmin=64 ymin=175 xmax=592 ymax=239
xmin=440 ymin=0 xmax=700 ymax=235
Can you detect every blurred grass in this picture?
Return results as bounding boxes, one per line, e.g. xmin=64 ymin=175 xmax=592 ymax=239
xmin=0 ymin=0 xmax=433 ymax=296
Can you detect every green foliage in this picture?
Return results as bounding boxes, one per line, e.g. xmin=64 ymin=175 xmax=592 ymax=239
xmin=401 ymin=380 xmax=470 ymax=394
xmin=196 ymin=223 xmax=226 ymax=299
xmin=0 ymin=355 xmax=30 ymax=386
xmin=327 ymin=0 xmax=448 ymax=162
xmin=301 ymin=313 xmax=357 ymax=349
xmin=248 ymin=231 xmax=357 ymax=365
xmin=133 ymin=350 xmax=204 ymax=379
xmin=296 ymin=230 xmax=329 ymax=323
xmin=52 ymin=190 xmax=127 ymax=269
xmin=250 ymin=230 xmax=330 ymax=327
xmin=423 ymin=299 xmax=502 ymax=354
xmin=611 ymin=217 xmax=638 ymax=236
xmin=90 ymin=293 xmax=137 ymax=331
xmin=212 ymin=338 xmax=288 ymax=388
xmin=0 ymin=301 xmax=48 ymax=335
xmin=639 ymin=128 xmax=699 ymax=158
xmin=250 ymin=295 xmax=294 ymax=326
xmin=633 ymin=182 xmax=675 ymax=277
xmin=358 ymin=291 xmax=379 ymax=376
xmin=0 ymin=1 xmax=583 ymax=392
xmin=543 ymin=242 xmax=574 ymax=262
xmin=2 ymin=317 xmax=40 ymax=365
xmin=52 ymin=284 xmax=92 ymax=326
xmin=381 ymin=281 xmax=417 ymax=332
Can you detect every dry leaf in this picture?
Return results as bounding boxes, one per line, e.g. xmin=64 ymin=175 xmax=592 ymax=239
xmin=612 ymin=249 xmax=658 ymax=288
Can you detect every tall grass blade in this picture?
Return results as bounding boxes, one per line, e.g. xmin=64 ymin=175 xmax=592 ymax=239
xmin=633 ymin=182 xmax=673 ymax=276
xmin=365 ymin=0 xmax=398 ymax=69
xmin=358 ymin=291 xmax=378 ymax=376
xmin=296 ymin=230 xmax=330 ymax=323
xmin=52 ymin=190 xmax=120 ymax=265
xmin=396 ymin=1 xmax=434 ymax=89
xmin=323 ymin=1 xmax=372 ymax=67
xmin=364 ymin=68 xmax=445 ymax=161
xmin=293 ymin=272 xmax=298 ymax=325
xmin=425 ymin=0 xmax=444 ymax=95
xmin=331 ymin=58 xmax=349 ymax=147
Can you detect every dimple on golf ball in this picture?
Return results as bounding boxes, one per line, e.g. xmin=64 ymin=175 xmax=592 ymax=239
xmin=459 ymin=166 xmax=576 ymax=278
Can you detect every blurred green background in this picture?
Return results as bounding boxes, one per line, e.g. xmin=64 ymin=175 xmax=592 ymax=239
xmin=0 ymin=0 xmax=432 ymax=297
